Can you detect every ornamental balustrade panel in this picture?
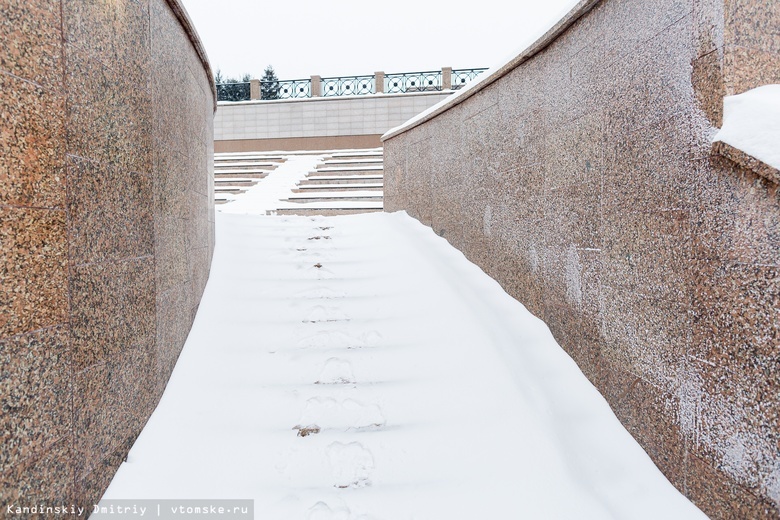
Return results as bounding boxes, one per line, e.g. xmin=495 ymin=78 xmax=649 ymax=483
xmin=216 ymin=82 xmax=250 ymax=101
xmin=320 ymin=75 xmax=375 ymax=97
xmin=216 ymin=68 xmax=488 ymax=101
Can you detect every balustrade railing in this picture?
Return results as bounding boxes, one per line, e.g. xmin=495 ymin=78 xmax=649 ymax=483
xmin=270 ymin=78 xmax=311 ymax=99
xmin=216 ymin=81 xmax=251 ymax=102
xmin=384 ymin=71 xmax=442 ymax=93
xmin=321 ymin=75 xmax=374 ymax=97
xmin=451 ymin=68 xmax=487 ymax=89
xmin=216 ymin=68 xmax=488 ymax=102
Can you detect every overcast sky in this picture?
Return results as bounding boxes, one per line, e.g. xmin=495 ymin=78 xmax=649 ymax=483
xmin=179 ymin=0 xmax=576 ymax=81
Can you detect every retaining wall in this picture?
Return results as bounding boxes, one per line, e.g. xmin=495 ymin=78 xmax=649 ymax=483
xmin=1 ymin=0 xmax=215 ymax=507
xmin=215 ymin=91 xmax=453 ymax=152
xmin=383 ymin=0 xmax=780 ymax=517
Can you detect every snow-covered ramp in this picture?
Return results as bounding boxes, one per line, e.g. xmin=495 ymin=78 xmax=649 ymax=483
xmin=99 ymin=211 xmax=704 ymax=519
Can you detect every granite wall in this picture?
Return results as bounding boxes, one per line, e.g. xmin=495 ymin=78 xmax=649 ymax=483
xmin=383 ymin=0 xmax=780 ymax=517
xmin=1 ymin=0 xmax=215 ymax=510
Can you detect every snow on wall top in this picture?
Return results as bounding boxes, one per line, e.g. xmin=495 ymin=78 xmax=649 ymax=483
xmin=381 ymin=0 xmax=598 ymax=141
xmin=713 ymin=84 xmax=780 ymax=172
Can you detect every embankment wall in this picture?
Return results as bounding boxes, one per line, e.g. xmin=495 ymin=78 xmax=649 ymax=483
xmin=383 ymin=0 xmax=780 ymax=516
xmin=1 ymin=0 xmax=215 ymax=506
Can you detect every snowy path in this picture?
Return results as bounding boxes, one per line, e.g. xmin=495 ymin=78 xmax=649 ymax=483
xmin=100 ymin=211 xmax=705 ymax=519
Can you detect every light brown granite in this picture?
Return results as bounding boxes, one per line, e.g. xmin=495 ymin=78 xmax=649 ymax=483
xmin=1 ymin=0 xmax=215 ymax=510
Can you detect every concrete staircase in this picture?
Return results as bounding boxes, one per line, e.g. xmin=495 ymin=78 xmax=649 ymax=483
xmin=213 ymin=152 xmax=287 ymax=205
xmin=213 ymin=148 xmax=384 ymax=215
xmin=277 ymin=149 xmax=384 ymax=216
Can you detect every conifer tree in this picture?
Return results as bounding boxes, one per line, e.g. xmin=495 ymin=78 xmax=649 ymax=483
xmin=260 ymin=65 xmax=280 ymax=100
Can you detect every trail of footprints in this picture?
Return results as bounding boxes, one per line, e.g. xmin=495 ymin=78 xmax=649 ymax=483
xmin=285 ymin=218 xmax=384 ymax=520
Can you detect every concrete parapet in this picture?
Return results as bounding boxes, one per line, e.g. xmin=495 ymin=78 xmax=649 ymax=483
xmin=215 ymin=91 xmax=453 ymax=152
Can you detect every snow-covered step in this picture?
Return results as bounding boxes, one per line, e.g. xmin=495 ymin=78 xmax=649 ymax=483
xmin=286 ymin=197 xmax=382 ymax=205
xmin=320 ymin=164 xmax=383 ymax=171
xmin=308 ymin=172 xmax=383 ymax=179
xmin=215 ymin=152 xmax=287 ymax=160
xmin=294 ymin=183 xmax=383 ymax=191
xmin=331 ymin=150 xmax=382 ymax=158
xmin=215 ymin=177 xmax=258 ymax=183
xmin=213 ymin=149 xmax=383 ymax=215
xmin=287 ymin=193 xmax=384 ymax=203
xmin=318 ymin=163 xmax=383 ymax=171
xmin=274 ymin=207 xmax=382 ymax=216
xmin=215 ymin=178 xmax=258 ymax=187
xmin=214 ymin=169 xmax=273 ymax=176
xmin=298 ymin=175 xmax=382 ymax=188
xmin=215 ymin=161 xmax=281 ymax=168
xmin=214 ymin=187 xmax=246 ymax=194
xmin=313 ymin=165 xmax=384 ymax=173
xmin=214 ymin=174 xmax=270 ymax=182
xmin=280 ymin=200 xmax=383 ymax=209
xmin=305 ymin=173 xmax=384 ymax=180
xmin=322 ymin=158 xmax=383 ymax=165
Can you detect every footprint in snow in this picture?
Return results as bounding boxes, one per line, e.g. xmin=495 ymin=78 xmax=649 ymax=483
xmin=296 ymin=397 xmax=385 ymax=432
xmin=294 ymin=286 xmax=347 ymax=300
xmin=307 ymin=502 xmax=380 ymax=520
xmin=327 ymin=441 xmax=375 ymax=489
xmin=307 ymin=502 xmax=350 ymax=520
xmin=297 ymin=330 xmax=382 ymax=350
xmin=304 ymin=264 xmax=336 ymax=279
xmin=297 ymin=330 xmax=363 ymax=349
xmin=303 ymin=305 xmax=350 ymax=324
xmin=316 ymin=358 xmax=356 ymax=385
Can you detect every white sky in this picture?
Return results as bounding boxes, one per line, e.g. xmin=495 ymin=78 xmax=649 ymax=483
xmin=179 ymin=0 xmax=575 ymax=81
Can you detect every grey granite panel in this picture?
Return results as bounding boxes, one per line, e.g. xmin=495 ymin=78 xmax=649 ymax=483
xmin=383 ymin=0 xmax=780 ymax=516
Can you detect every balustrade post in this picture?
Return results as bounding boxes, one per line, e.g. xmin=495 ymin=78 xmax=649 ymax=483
xmin=442 ymin=67 xmax=452 ymax=90
xmin=374 ymin=71 xmax=385 ymax=94
xmin=311 ymin=75 xmax=322 ymax=97
xmin=250 ymin=79 xmax=260 ymax=100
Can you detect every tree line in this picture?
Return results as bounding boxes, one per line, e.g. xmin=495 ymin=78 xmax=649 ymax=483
xmin=215 ymin=65 xmax=280 ymax=101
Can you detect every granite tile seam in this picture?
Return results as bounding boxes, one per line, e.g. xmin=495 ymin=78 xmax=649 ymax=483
xmin=3 ymin=429 xmax=71 ymax=468
xmin=62 ymin=54 xmax=151 ymax=102
xmin=64 ymin=154 xmax=152 ymax=177
xmin=0 ymin=323 xmax=70 ymax=343
xmin=654 ymin=6 xmax=696 ymax=39
xmin=0 ymin=68 xmax=47 ymax=89
xmin=60 ymin=0 xmax=76 ymax=498
xmin=0 ymin=203 xmax=66 ymax=211
xmin=71 ymin=344 xmax=154 ymax=374
xmin=464 ymin=101 xmax=500 ymax=122
xmin=67 ymin=254 xmax=155 ymax=271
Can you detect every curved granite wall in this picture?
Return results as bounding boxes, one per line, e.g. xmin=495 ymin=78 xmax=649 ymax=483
xmin=383 ymin=0 xmax=779 ymax=517
xmin=1 ymin=0 xmax=215 ymax=508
